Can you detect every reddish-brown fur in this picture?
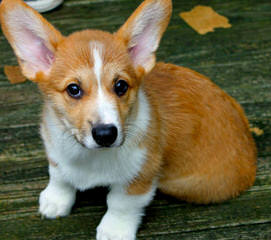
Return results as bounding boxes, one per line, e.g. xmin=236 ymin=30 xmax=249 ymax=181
xmin=145 ymin=63 xmax=256 ymax=203
xmin=0 ymin=0 xmax=257 ymax=204
xmin=126 ymin=63 xmax=257 ymax=203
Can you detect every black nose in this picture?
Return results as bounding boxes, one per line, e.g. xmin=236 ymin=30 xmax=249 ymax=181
xmin=92 ymin=124 xmax=118 ymax=147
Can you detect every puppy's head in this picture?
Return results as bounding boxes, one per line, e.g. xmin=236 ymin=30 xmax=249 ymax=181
xmin=0 ymin=0 xmax=172 ymax=149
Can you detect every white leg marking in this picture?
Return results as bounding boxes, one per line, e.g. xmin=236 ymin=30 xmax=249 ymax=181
xmin=96 ymin=183 xmax=157 ymax=240
xmin=39 ymin=166 xmax=76 ymax=219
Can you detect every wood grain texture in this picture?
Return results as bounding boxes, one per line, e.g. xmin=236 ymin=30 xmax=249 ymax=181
xmin=0 ymin=0 xmax=270 ymax=239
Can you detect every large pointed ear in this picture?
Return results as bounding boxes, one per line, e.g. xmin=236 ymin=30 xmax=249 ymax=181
xmin=116 ymin=0 xmax=172 ymax=74
xmin=0 ymin=0 xmax=63 ymax=81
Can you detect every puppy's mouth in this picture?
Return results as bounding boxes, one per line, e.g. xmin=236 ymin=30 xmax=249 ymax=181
xmin=73 ymin=134 xmax=125 ymax=150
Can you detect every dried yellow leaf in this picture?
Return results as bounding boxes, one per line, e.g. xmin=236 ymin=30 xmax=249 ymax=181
xmin=250 ymin=127 xmax=264 ymax=136
xmin=4 ymin=65 xmax=27 ymax=84
xmin=180 ymin=5 xmax=232 ymax=35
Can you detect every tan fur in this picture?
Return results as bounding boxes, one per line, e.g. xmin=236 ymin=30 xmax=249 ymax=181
xmin=0 ymin=0 xmax=257 ymax=204
xmin=146 ymin=63 xmax=256 ymax=203
xmin=127 ymin=63 xmax=257 ymax=202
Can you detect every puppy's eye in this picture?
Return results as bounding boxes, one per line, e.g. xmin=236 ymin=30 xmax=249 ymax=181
xmin=66 ymin=84 xmax=83 ymax=99
xmin=114 ymin=80 xmax=129 ymax=97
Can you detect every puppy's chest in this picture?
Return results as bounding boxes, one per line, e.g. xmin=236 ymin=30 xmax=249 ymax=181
xmin=62 ymin=148 xmax=146 ymax=190
xmin=47 ymin=138 xmax=147 ymax=190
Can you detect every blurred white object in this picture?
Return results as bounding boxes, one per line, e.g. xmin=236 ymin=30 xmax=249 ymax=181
xmin=25 ymin=0 xmax=63 ymax=12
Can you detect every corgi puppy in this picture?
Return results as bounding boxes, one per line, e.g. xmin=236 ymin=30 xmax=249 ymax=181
xmin=0 ymin=0 xmax=257 ymax=239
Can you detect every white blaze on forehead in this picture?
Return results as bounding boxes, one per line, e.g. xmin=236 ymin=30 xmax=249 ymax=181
xmin=91 ymin=42 xmax=103 ymax=86
xmin=89 ymin=41 xmax=122 ymax=145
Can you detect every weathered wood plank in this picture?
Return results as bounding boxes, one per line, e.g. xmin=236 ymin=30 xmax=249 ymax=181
xmin=1 ymin=186 xmax=271 ymax=239
xmin=0 ymin=156 xmax=270 ymax=239
xmin=141 ymin=223 xmax=271 ymax=240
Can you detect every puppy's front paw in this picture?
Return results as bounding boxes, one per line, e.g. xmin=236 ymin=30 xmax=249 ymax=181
xmin=39 ymin=184 xmax=76 ymax=219
xmin=96 ymin=211 xmax=137 ymax=240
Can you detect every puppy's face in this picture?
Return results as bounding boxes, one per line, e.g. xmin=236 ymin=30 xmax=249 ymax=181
xmin=41 ymin=31 xmax=141 ymax=149
xmin=0 ymin=0 xmax=172 ymax=148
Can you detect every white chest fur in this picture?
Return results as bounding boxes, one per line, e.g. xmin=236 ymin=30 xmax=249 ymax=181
xmin=48 ymin=138 xmax=146 ymax=190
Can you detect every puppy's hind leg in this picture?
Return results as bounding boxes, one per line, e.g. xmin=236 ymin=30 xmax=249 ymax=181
xmin=158 ymin=171 xmax=255 ymax=204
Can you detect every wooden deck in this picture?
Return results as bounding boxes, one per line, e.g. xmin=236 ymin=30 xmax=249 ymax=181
xmin=0 ymin=0 xmax=271 ymax=239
